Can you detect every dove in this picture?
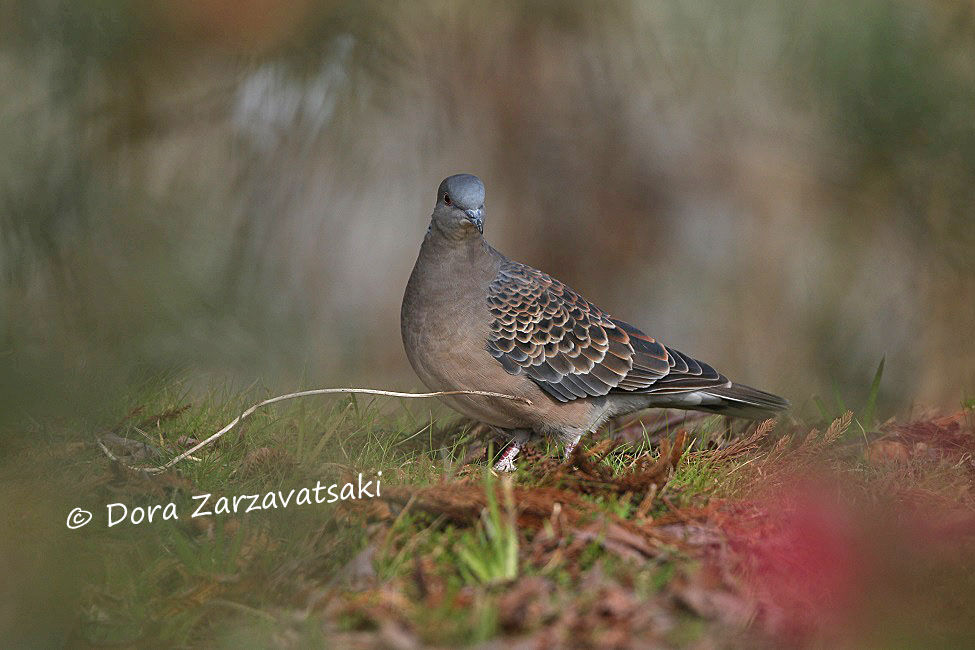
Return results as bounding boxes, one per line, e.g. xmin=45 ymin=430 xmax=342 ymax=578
xmin=401 ymin=174 xmax=788 ymax=471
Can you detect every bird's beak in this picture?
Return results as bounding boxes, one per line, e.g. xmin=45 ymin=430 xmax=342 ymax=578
xmin=464 ymin=208 xmax=484 ymax=233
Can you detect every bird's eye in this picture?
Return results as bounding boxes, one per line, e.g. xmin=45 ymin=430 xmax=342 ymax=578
xmin=443 ymin=194 xmax=452 ymax=206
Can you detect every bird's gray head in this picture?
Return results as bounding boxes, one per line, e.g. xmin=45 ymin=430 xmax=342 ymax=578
xmin=430 ymin=174 xmax=485 ymax=239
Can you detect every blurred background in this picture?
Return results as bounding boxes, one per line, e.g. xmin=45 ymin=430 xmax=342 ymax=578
xmin=2 ymin=0 xmax=974 ymax=432
xmin=3 ymin=2 xmax=975 ymax=645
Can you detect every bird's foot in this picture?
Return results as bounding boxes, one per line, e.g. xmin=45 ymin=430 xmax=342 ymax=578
xmin=492 ymin=441 xmax=521 ymax=472
xmin=492 ymin=430 xmax=529 ymax=472
xmin=562 ymin=431 xmax=584 ymax=462
xmin=562 ymin=441 xmax=577 ymax=460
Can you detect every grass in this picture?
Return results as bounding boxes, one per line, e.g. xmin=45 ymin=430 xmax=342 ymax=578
xmin=814 ymin=355 xmax=886 ymax=436
xmin=8 ymin=374 xmax=975 ymax=647
xmin=455 ymin=474 xmax=519 ymax=586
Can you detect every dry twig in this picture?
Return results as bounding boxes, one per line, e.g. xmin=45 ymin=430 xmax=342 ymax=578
xmin=96 ymin=387 xmax=531 ymax=475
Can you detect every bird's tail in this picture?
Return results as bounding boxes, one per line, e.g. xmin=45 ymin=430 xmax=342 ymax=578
xmin=694 ymin=383 xmax=790 ymax=420
xmin=641 ymin=382 xmax=789 ymax=420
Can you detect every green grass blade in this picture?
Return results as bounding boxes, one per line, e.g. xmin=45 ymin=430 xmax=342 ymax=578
xmin=813 ymin=396 xmax=832 ymax=422
xmin=860 ymin=355 xmax=885 ymax=432
xmin=831 ymin=380 xmax=848 ymax=413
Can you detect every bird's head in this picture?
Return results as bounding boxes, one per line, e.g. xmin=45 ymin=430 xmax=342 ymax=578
xmin=431 ymin=174 xmax=485 ymax=239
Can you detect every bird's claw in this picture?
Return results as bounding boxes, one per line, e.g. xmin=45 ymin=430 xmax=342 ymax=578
xmin=492 ymin=442 xmax=520 ymax=472
xmin=493 ymin=457 xmax=517 ymax=472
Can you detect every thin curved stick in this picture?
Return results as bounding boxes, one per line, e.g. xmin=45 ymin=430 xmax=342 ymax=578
xmin=97 ymin=387 xmax=531 ymax=475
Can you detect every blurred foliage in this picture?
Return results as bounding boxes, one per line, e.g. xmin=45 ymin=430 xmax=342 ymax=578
xmin=2 ymin=0 xmax=974 ymax=435
xmin=2 ymin=2 xmax=975 ymax=642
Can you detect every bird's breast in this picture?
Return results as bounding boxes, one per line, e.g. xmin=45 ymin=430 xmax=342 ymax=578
xmin=402 ymin=276 xmax=490 ymax=391
xmin=400 ymin=244 xmax=529 ymax=427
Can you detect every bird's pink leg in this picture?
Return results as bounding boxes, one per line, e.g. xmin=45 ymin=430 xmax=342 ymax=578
xmin=493 ymin=430 xmax=529 ymax=472
xmin=562 ymin=431 xmax=584 ymax=461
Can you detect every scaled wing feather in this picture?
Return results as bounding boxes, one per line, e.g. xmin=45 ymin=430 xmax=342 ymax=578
xmin=485 ymin=261 xmax=729 ymax=402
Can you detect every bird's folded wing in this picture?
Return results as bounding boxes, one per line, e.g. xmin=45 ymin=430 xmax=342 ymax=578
xmin=485 ymin=261 xmax=728 ymax=402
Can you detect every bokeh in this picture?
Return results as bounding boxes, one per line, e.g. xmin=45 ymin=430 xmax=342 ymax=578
xmin=3 ymin=2 xmax=975 ymax=645
xmin=3 ymin=0 xmax=974 ymax=429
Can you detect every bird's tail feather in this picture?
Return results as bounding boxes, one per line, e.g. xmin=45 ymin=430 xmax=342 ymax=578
xmin=692 ymin=383 xmax=789 ymax=420
xmin=640 ymin=382 xmax=788 ymax=419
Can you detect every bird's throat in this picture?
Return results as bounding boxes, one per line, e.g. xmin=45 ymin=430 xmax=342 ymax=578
xmin=420 ymin=225 xmax=499 ymax=281
xmin=429 ymin=217 xmax=482 ymax=243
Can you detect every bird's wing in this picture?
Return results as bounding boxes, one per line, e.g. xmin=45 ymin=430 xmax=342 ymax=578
xmin=486 ymin=261 xmax=729 ymax=402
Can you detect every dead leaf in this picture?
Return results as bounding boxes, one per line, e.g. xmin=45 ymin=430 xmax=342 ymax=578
xmin=866 ymin=440 xmax=910 ymax=465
